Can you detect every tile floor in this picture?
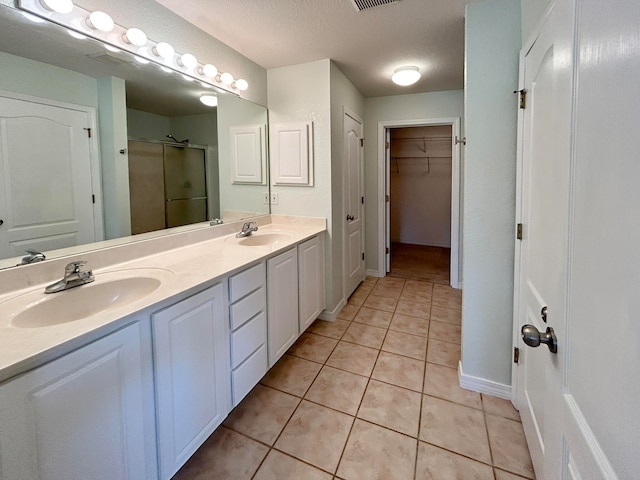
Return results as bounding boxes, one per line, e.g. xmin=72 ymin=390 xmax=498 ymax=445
xmin=389 ymin=243 xmax=451 ymax=285
xmin=173 ymin=276 xmax=535 ymax=480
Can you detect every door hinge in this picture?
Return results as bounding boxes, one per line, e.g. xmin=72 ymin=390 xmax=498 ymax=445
xmin=385 ymin=247 xmax=389 ymax=254
xmin=514 ymin=347 xmax=520 ymax=364
xmin=92 ymin=194 xmax=95 ymax=204
xmin=361 ymin=196 xmax=364 ymax=204
xmin=516 ymin=223 xmax=523 ymax=240
xmin=385 ymin=194 xmax=390 ymax=202
xmin=84 ymin=127 xmax=92 ymax=138
xmin=514 ymin=89 xmax=527 ymax=109
xmin=362 ymin=252 xmax=365 ymax=261
xmin=385 ymin=141 xmax=390 ymax=149
xmin=360 ymin=138 xmax=364 ymax=147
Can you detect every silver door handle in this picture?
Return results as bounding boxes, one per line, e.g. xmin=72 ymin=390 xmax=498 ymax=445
xmin=521 ymin=324 xmax=558 ymax=353
xmin=346 ymin=214 xmax=354 ymax=221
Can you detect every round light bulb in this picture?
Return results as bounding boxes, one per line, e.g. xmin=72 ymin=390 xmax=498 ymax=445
xmin=123 ymin=28 xmax=147 ymax=47
xmin=39 ymin=0 xmax=74 ymax=14
xmin=182 ymin=74 xmax=194 ymax=82
xmin=152 ymin=42 xmax=175 ymax=60
xmin=391 ymin=66 xmax=421 ymax=86
xmin=198 ymin=64 xmax=217 ymax=78
xmin=134 ymin=55 xmax=149 ymax=65
xmin=160 ymin=66 xmax=172 ymax=73
xmin=200 ymin=95 xmax=218 ymax=107
xmin=235 ymin=79 xmax=249 ymax=91
xmin=178 ymin=53 xmax=198 ymax=70
xmin=22 ymin=12 xmax=46 ymax=23
xmin=104 ymin=44 xmax=120 ymax=53
xmin=220 ymin=72 xmax=234 ymax=85
xmin=86 ymin=11 xmax=114 ymax=32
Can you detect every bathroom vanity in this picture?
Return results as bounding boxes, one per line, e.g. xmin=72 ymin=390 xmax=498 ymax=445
xmin=0 ymin=215 xmax=326 ymax=480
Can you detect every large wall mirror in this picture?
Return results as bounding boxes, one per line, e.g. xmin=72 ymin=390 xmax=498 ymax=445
xmin=0 ymin=2 xmax=269 ymax=270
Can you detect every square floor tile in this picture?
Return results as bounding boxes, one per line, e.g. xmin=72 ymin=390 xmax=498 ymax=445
xmin=362 ymin=294 xmax=398 ymax=312
xmin=288 ymin=333 xmax=338 ymax=363
xmin=337 ymin=304 xmax=360 ymax=320
xmin=260 ymin=355 xmax=322 ymax=397
xmin=357 ymin=380 xmax=421 ymax=437
xmin=305 ymin=366 xmax=368 ymax=415
xmin=308 ymin=318 xmax=351 ymax=339
xmin=353 ymin=306 xmax=393 ymax=328
xmin=482 ymin=394 xmax=521 ymax=421
xmin=495 ymin=469 xmax=533 ymax=480
xmin=371 ymin=351 xmax=425 ymax=392
xmin=430 ymin=305 xmax=462 ymax=325
xmin=326 ymin=342 xmax=379 ymax=377
xmin=416 ymin=442 xmax=494 ymax=480
xmin=253 ymin=450 xmax=332 ymax=480
xmin=275 ymin=400 xmax=353 ymax=473
xmin=429 ymin=321 xmax=462 ymax=344
xmin=432 ymin=285 xmax=462 ymax=309
xmin=381 ymin=329 xmax=427 ymax=360
xmin=377 ymin=276 xmax=406 ymax=287
xmin=486 ymin=414 xmax=535 ymax=479
xmin=419 ymin=395 xmax=492 ymax=464
xmin=427 ymin=338 xmax=461 ymax=368
xmin=337 ymin=420 xmax=416 ymax=480
xmin=395 ymin=299 xmax=431 ymax=319
xmin=223 ymin=385 xmax=300 ymax=445
xmin=423 ymin=362 xmax=482 ymax=409
xmin=342 ymin=322 xmax=387 ymax=349
xmin=173 ymin=426 xmax=268 ymax=480
xmin=404 ymin=279 xmax=434 ymax=292
xmin=389 ymin=313 xmax=430 ymax=337
xmin=348 ymin=291 xmax=368 ymax=306
xmin=371 ymin=284 xmax=403 ymax=299
xmin=400 ymin=288 xmax=433 ymax=304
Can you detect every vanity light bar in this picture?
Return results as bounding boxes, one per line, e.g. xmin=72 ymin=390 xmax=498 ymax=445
xmin=17 ymin=0 xmax=249 ymax=95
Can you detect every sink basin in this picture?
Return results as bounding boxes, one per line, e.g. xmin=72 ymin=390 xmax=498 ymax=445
xmin=7 ymin=268 xmax=174 ymax=328
xmin=225 ymin=231 xmax=293 ymax=247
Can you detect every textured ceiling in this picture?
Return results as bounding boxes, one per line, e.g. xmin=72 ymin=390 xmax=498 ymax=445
xmin=152 ymin=0 xmax=482 ymax=98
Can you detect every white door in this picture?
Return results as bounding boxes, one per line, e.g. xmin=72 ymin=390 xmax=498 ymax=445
xmin=384 ymin=128 xmax=391 ymax=273
xmin=344 ymin=111 xmax=364 ymax=297
xmin=515 ymin=0 xmax=637 ymax=478
xmin=0 ymin=94 xmax=98 ymax=260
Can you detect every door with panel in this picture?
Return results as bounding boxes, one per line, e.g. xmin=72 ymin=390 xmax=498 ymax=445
xmin=344 ymin=111 xmax=364 ymax=298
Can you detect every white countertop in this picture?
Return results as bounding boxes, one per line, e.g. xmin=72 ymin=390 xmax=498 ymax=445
xmin=0 ymin=216 xmax=326 ymax=383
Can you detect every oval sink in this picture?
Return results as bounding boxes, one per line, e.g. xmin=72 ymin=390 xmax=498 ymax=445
xmin=8 ymin=268 xmax=174 ymax=328
xmin=225 ymin=231 xmax=293 ymax=247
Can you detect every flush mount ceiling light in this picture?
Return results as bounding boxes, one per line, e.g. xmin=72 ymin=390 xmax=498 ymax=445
xmin=152 ymin=41 xmax=175 ymax=60
xmin=391 ymin=66 xmax=421 ymax=86
xmin=199 ymin=95 xmax=218 ymax=107
xmin=39 ymin=0 xmax=74 ymax=14
xmin=122 ymin=27 xmax=147 ymax=47
xmin=86 ymin=11 xmax=114 ymax=32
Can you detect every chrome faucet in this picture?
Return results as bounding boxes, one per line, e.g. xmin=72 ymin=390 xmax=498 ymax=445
xmin=20 ymin=249 xmax=46 ymax=265
xmin=236 ymin=221 xmax=258 ymax=238
xmin=210 ymin=218 xmax=224 ymax=226
xmin=44 ymin=261 xmax=94 ymax=294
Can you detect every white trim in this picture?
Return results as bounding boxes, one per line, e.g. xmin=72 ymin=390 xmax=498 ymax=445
xmin=366 ymin=268 xmax=384 ymax=278
xmin=318 ymin=298 xmax=346 ymax=321
xmin=377 ymin=117 xmax=461 ymax=288
xmin=458 ymin=361 xmax=511 ymax=400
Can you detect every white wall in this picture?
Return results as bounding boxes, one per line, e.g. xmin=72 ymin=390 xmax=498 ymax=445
xmin=126 ymin=109 xmax=171 ymax=141
xmin=363 ymin=90 xmax=464 ymax=274
xmin=521 ymin=0 xmax=551 ymax=43
xmin=390 ymin=125 xmax=452 ymax=247
xmin=462 ymin=0 xmax=521 ymax=386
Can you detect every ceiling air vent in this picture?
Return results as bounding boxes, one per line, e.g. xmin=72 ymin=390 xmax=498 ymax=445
xmin=350 ymin=0 xmax=401 ymax=12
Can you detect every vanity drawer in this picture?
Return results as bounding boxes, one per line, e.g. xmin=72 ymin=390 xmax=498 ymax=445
xmin=231 ymin=344 xmax=268 ymax=406
xmin=229 ymin=262 xmax=265 ymax=303
xmin=230 ymin=312 xmax=266 ymax=369
xmin=230 ymin=287 xmax=265 ymax=330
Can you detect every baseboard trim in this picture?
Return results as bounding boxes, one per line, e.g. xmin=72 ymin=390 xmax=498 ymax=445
xmin=458 ymin=361 xmax=511 ymax=399
xmin=366 ymin=269 xmax=384 ymax=278
xmin=318 ymin=298 xmax=346 ymax=321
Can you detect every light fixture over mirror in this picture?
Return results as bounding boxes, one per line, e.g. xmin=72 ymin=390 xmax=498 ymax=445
xmin=391 ymin=66 xmax=421 ymax=86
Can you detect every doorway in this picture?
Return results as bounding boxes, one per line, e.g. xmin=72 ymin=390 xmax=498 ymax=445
xmin=377 ymin=117 xmax=461 ymax=288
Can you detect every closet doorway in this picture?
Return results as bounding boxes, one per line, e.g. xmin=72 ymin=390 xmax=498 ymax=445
xmin=378 ymin=118 xmax=461 ymax=288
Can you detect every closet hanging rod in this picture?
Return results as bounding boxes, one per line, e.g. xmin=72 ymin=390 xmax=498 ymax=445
xmin=391 ymin=155 xmax=452 ymax=159
xmin=392 ymin=136 xmax=452 ymax=141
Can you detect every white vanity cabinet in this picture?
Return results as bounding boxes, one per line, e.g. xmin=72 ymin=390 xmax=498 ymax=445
xmin=298 ymin=235 xmax=326 ymax=332
xmin=267 ymin=247 xmax=299 ymax=366
xmin=228 ymin=262 xmax=268 ymax=406
xmin=152 ymin=284 xmax=229 ymax=480
xmin=0 ymin=321 xmax=156 ymax=480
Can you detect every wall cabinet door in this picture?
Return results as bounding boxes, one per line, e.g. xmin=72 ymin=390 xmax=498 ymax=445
xmin=152 ymin=284 xmax=229 ymax=480
xmin=0 ymin=322 xmax=154 ymax=480
xmin=267 ymin=247 xmax=299 ymax=366
xmin=298 ymin=235 xmax=326 ymax=331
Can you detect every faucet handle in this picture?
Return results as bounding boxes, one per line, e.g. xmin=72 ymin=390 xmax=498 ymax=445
xmin=65 ymin=261 xmax=87 ymax=274
xmin=242 ymin=221 xmax=256 ymax=229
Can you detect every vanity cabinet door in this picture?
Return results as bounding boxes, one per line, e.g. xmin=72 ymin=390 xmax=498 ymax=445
xmin=298 ymin=235 xmax=326 ymax=332
xmin=267 ymin=247 xmax=299 ymax=366
xmin=0 ymin=321 xmax=155 ymax=480
xmin=152 ymin=284 xmax=230 ymax=480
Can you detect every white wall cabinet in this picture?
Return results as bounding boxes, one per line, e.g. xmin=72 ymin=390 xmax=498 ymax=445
xmin=267 ymin=247 xmax=299 ymax=366
xmin=298 ymin=235 xmax=326 ymax=331
xmin=270 ymin=121 xmax=314 ymax=186
xmin=0 ymin=321 xmax=155 ymax=480
xmin=228 ymin=262 xmax=268 ymax=406
xmin=152 ymin=284 xmax=229 ymax=480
